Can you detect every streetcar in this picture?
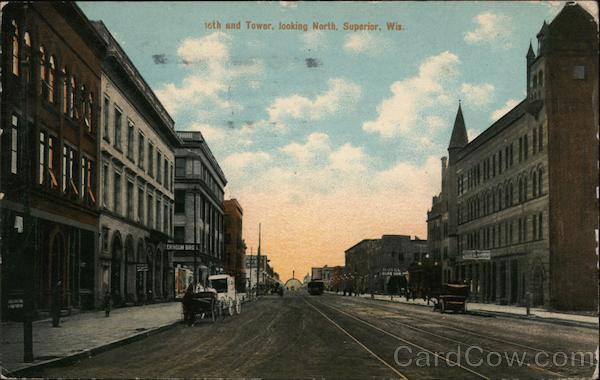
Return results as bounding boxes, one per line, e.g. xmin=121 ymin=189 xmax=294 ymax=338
xmin=406 ymin=261 xmax=442 ymax=302
xmin=307 ymin=280 xmax=325 ymax=295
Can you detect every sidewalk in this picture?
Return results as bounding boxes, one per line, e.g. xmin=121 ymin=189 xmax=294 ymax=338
xmin=0 ymin=302 xmax=182 ymax=376
xmin=328 ymin=292 xmax=599 ymax=327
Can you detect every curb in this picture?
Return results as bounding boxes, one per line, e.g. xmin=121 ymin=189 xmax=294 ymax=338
xmin=5 ymin=319 xmax=182 ymax=378
xmin=326 ymin=292 xmax=599 ymax=330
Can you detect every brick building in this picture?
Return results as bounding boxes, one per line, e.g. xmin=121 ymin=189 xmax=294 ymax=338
xmin=428 ymin=3 xmax=598 ymax=310
xmin=1 ymin=2 xmax=106 ymax=317
xmin=224 ymin=198 xmax=246 ymax=292
xmin=345 ymin=235 xmax=427 ymax=294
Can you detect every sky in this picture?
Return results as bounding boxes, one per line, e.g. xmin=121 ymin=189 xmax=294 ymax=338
xmin=79 ymin=1 xmax=597 ymax=281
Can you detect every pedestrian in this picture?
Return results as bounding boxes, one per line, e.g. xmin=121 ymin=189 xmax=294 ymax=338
xmin=103 ymin=290 xmax=112 ymax=317
xmin=51 ymin=281 xmax=62 ymax=327
xmin=182 ymin=283 xmax=194 ymax=326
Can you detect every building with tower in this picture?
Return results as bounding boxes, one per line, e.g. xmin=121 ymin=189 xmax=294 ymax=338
xmin=427 ymin=2 xmax=598 ymax=310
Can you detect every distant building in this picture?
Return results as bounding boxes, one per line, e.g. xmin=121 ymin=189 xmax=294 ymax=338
xmin=345 ymin=235 xmax=427 ymax=294
xmin=245 ymin=254 xmax=273 ymax=291
xmin=428 ymin=3 xmax=598 ymax=310
xmin=172 ymin=130 xmax=226 ymax=285
xmin=224 ymin=199 xmax=246 ymax=291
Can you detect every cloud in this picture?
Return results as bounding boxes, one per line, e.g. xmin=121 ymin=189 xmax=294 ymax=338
xmin=467 ymin=128 xmax=482 ymax=140
xmin=280 ymin=132 xmax=331 ymax=163
xmin=301 ymin=30 xmax=326 ymax=50
xmin=343 ymin=33 xmax=387 ymax=55
xmin=267 ymin=78 xmax=361 ymax=130
xmin=464 ymin=12 xmax=512 ymax=48
xmin=491 ymin=98 xmax=520 ymax=121
xmin=221 ymin=151 xmax=272 ymax=179
xmin=155 ymin=32 xmax=263 ymax=117
xmin=461 ymin=83 xmax=495 ymax=107
xmin=189 ymin=122 xmax=254 ymax=151
xmin=229 ymin=146 xmax=441 ymax=280
xmin=362 ymin=51 xmax=460 ymax=138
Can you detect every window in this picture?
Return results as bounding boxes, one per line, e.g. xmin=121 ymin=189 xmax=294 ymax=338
xmin=23 ymin=32 xmax=31 ymax=83
xmin=157 ymin=152 xmax=162 ymax=184
xmin=538 ymin=213 xmax=543 ymax=240
xmin=524 ymin=134 xmax=528 ymax=160
xmin=138 ymin=188 xmax=145 ymax=223
xmin=81 ymin=156 xmax=95 ymax=204
xmin=518 ymin=178 xmax=523 ymax=203
xmin=127 ymin=120 xmax=135 ymax=160
xmin=40 ymin=46 xmax=48 ymax=100
xmin=538 ymin=168 xmax=543 ymax=195
xmin=533 ymin=128 xmax=537 ymax=155
xmin=147 ymin=193 xmax=153 ymax=228
xmin=498 ymin=151 xmax=502 ymax=174
xmin=39 ymin=131 xmax=59 ymax=189
xmin=148 ymin=143 xmax=154 ymax=177
xmin=505 ymin=147 xmax=509 ymax=169
xmin=533 ymin=215 xmax=537 ymax=239
xmin=169 ymin=163 xmax=174 ymax=191
xmin=156 ymin=197 xmax=162 ymax=231
xmin=193 ymin=159 xmax=201 ymax=176
xmin=39 ymin=132 xmax=46 ymax=185
xmin=164 ymin=203 xmax=169 ymax=234
xmin=103 ymin=96 xmax=110 ymax=141
xmin=138 ymin=133 xmax=145 ymax=168
xmin=523 ymin=177 xmax=528 ymax=201
xmin=573 ymin=65 xmax=585 ymax=80
xmin=12 ymin=20 xmax=19 ymax=76
xmin=519 ymin=137 xmax=523 ymax=162
xmin=127 ymin=181 xmax=134 ymax=219
xmin=62 ymin=68 xmax=68 ymax=114
xmin=175 ymin=158 xmax=186 ymax=177
xmin=62 ymin=145 xmax=78 ymax=196
xmin=11 ymin=114 xmax=19 ymax=175
xmin=492 ymin=154 xmax=496 ymax=177
xmin=510 ymin=144 xmax=514 ymax=166
xmin=48 ymin=56 xmax=56 ymax=103
xmin=164 ymin=160 xmax=169 ymax=188
xmin=102 ymin=227 xmax=109 ymax=251
xmin=86 ymin=92 xmax=93 ymax=132
xmin=70 ymin=77 xmax=76 ymax=119
xmin=532 ymin=173 xmax=538 ymax=197
xmin=538 ymin=125 xmax=543 ymax=151
xmin=174 ymin=227 xmax=185 ymax=244
xmin=103 ymin=163 xmax=109 ymax=208
xmin=114 ymin=171 xmax=122 ymax=215
xmin=114 ymin=107 xmax=122 ymax=149
xmin=175 ymin=190 xmax=185 ymax=213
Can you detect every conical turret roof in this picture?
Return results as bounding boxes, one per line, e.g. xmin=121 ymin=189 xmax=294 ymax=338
xmin=448 ymin=103 xmax=468 ymax=150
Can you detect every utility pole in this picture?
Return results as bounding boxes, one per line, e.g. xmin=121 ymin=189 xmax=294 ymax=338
xmin=20 ymin=2 xmax=34 ymax=362
xmin=256 ymin=223 xmax=261 ymax=297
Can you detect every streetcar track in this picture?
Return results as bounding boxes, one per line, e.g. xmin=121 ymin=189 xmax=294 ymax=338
xmin=338 ymin=295 xmax=596 ymax=366
xmin=318 ymin=298 xmax=566 ymax=378
xmin=302 ymin=297 xmax=409 ymax=379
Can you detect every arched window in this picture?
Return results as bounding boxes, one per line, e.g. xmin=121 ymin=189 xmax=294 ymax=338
xmin=23 ymin=32 xmax=31 ymax=83
xmin=87 ymin=92 xmax=94 ymax=132
xmin=48 ymin=56 xmax=56 ymax=103
xmin=62 ymin=67 xmax=68 ymax=114
xmin=532 ymin=172 xmax=537 ymax=197
xmin=70 ymin=77 xmax=76 ymax=118
xmin=538 ymin=168 xmax=543 ymax=195
xmin=12 ymin=20 xmax=19 ymax=76
xmin=509 ymin=183 xmax=514 ymax=205
xmin=40 ymin=46 xmax=47 ymax=97
xmin=538 ymin=70 xmax=544 ymax=87
xmin=504 ymin=184 xmax=509 ymax=208
xmin=518 ymin=178 xmax=523 ymax=203
xmin=523 ymin=177 xmax=528 ymax=201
